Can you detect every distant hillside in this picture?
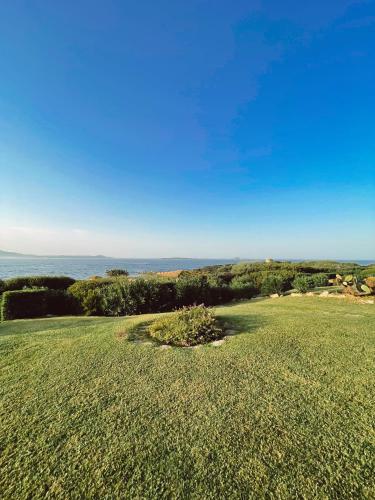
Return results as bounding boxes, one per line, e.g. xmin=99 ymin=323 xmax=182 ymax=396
xmin=0 ymin=250 xmax=37 ymax=258
xmin=0 ymin=250 xmax=111 ymax=259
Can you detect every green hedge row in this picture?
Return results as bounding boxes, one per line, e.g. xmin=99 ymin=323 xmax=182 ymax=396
xmin=67 ymin=275 xmax=244 ymax=317
xmin=2 ymin=276 xmax=76 ymax=292
xmin=1 ymin=289 xmax=77 ymax=321
xmin=67 ymin=276 xmax=233 ymax=316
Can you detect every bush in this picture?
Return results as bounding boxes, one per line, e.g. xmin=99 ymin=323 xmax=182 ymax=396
xmin=206 ymin=275 xmax=234 ymax=304
xmin=364 ymin=276 xmax=375 ymax=294
xmin=175 ymin=275 xmax=211 ymax=306
xmin=4 ymin=276 xmax=75 ymax=291
xmin=310 ymin=273 xmax=329 ymax=288
xmin=148 ymin=305 xmax=222 ymax=346
xmin=0 ymin=279 xmax=4 ymax=295
xmin=230 ymin=276 xmax=258 ymax=299
xmin=46 ymin=290 xmax=79 ymax=316
xmin=292 ymin=275 xmax=314 ymax=293
xmin=261 ymin=275 xmax=286 ymax=295
xmin=101 ymin=279 xmax=178 ymax=316
xmin=68 ymin=279 xmax=114 ymax=315
xmin=207 ymin=284 xmax=234 ymax=304
xmin=1 ymin=289 xmax=78 ymax=320
xmin=106 ymin=269 xmax=129 ymax=277
xmin=69 ymin=278 xmax=178 ymax=316
xmin=1 ymin=289 xmax=48 ymax=320
xmin=142 ymin=280 xmax=178 ymax=312
xmin=102 ymin=280 xmax=147 ymax=316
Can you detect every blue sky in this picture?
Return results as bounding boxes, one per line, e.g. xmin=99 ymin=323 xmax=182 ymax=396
xmin=0 ymin=0 xmax=374 ymax=258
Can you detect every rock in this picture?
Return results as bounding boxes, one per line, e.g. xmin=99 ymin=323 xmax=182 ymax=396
xmin=320 ymin=291 xmax=330 ymax=297
xmin=290 ymin=292 xmax=303 ymax=297
xmin=306 ymin=292 xmax=315 ymax=296
xmin=270 ymin=293 xmax=280 ymax=298
xmin=211 ymin=339 xmax=225 ymax=346
xmin=159 ymin=345 xmax=172 ymax=350
xmin=363 ymin=299 xmax=374 ymax=304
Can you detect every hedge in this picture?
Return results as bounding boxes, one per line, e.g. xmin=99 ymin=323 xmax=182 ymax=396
xmin=1 ymin=289 xmax=77 ymax=320
xmin=69 ymin=279 xmax=179 ymax=316
xmin=68 ymin=276 xmax=239 ymax=316
xmin=3 ymin=276 xmax=76 ymax=292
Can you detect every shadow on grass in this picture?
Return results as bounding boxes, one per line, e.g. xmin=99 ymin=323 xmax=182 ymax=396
xmin=116 ymin=319 xmax=164 ymax=347
xmin=217 ymin=313 xmax=268 ymax=337
xmin=0 ymin=316 xmax=116 ymax=337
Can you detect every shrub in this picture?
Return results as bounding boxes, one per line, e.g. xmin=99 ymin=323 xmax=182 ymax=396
xmin=4 ymin=276 xmax=75 ymax=291
xmin=106 ymin=269 xmax=129 ymax=277
xmin=82 ymin=288 xmax=106 ymax=315
xmin=1 ymin=289 xmax=48 ymax=320
xmin=230 ymin=276 xmax=258 ymax=299
xmin=46 ymin=290 xmax=79 ymax=316
xmin=148 ymin=305 xmax=222 ymax=346
xmin=102 ymin=280 xmax=147 ymax=316
xmin=175 ymin=275 xmax=211 ymax=306
xmin=206 ymin=275 xmax=234 ymax=304
xmin=292 ymin=275 xmax=314 ymax=293
xmin=357 ymin=266 xmax=375 ymax=280
xmin=207 ymin=284 xmax=234 ymax=304
xmin=142 ymin=280 xmax=178 ymax=312
xmin=1 ymin=289 xmax=78 ymax=320
xmin=0 ymin=279 xmax=4 ymax=295
xmin=68 ymin=279 xmax=113 ymax=315
xmin=364 ymin=276 xmax=375 ymax=291
xmin=69 ymin=278 xmax=178 ymax=316
xmin=261 ymin=275 xmax=286 ymax=295
xmin=101 ymin=279 xmax=178 ymax=316
xmin=209 ymin=272 xmax=234 ymax=286
xmin=310 ymin=273 xmax=329 ymax=288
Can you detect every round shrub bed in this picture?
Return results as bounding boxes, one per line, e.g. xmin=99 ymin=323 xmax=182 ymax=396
xmin=148 ymin=305 xmax=223 ymax=347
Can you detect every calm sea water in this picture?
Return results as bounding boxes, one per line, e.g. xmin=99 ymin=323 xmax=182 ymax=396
xmin=0 ymin=257 xmax=238 ymax=279
xmin=0 ymin=257 xmax=373 ymax=280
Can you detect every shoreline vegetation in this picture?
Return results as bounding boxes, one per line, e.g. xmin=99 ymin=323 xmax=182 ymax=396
xmin=1 ymin=260 xmax=374 ymax=321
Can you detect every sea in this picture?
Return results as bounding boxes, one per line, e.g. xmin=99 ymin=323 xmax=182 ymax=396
xmin=0 ymin=257 xmax=238 ymax=280
xmin=0 ymin=257 xmax=373 ymax=280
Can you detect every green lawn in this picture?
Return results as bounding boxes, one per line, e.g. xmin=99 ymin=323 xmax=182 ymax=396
xmin=0 ymin=297 xmax=374 ymax=498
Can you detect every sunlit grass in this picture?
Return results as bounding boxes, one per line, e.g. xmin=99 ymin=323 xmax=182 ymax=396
xmin=0 ymin=297 xmax=374 ymax=498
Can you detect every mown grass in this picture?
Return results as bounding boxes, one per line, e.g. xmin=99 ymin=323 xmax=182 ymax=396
xmin=0 ymin=297 xmax=374 ymax=498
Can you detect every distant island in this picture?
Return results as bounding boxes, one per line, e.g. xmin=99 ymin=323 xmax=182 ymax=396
xmin=0 ymin=250 xmax=236 ymax=260
xmin=0 ymin=250 xmax=111 ymax=259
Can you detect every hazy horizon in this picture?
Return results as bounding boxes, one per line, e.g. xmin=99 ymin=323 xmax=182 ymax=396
xmin=0 ymin=247 xmax=373 ymax=262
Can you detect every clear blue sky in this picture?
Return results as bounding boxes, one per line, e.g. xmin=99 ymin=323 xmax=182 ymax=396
xmin=0 ymin=0 xmax=374 ymax=258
